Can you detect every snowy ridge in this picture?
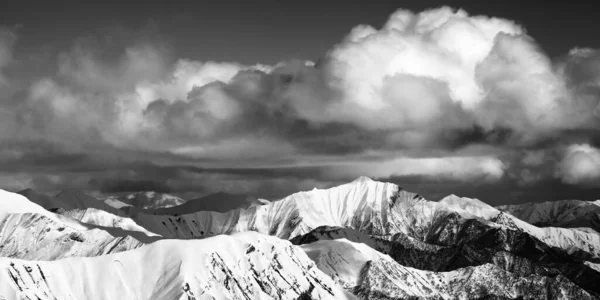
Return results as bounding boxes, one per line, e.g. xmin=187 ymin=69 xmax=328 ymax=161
xmin=1 ymin=189 xmax=58 ymax=219
xmin=128 ymin=177 xmax=398 ymax=239
xmin=119 ymin=178 xmax=600 ymax=297
xmin=0 ymin=212 xmax=145 ymax=260
xmin=438 ymin=194 xmax=499 ymax=219
xmin=0 ymin=232 xmax=356 ymax=300
xmin=127 ymin=178 xmax=600 ymax=260
xmin=0 ymin=189 xmax=145 ymax=260
xmin=4 ymin=178 xmax=600 ymax=299
xmin=59 ymin=207 xmax=161 ymax=239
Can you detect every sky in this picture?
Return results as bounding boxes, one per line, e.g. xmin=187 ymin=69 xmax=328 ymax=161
xmin=1 ymin=0 xmax=599 ymax=204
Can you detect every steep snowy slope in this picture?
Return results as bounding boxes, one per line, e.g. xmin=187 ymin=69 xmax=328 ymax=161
xmin=18 ymin=189 xmax=162 ymax=240
xmin=0 ymin=232 xmax=356 ymax=300
xmin=150 ymin=192 xmax=270 ymax=215
xmin=17 ymin=189 xmax=62 ymax=211
xmin=0 ymin=189 xmax=145 ymax=260
xmin=1 ymin=189 xmax=58 ymax=218
xmin=301 ymin=239 xmax=595 ymax=300
xmin=497 ymin=200 xmax=600 ymax=232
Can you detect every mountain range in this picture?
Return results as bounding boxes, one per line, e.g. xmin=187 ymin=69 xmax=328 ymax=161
xmin=1 ymin=177 xmax=599 ymax=299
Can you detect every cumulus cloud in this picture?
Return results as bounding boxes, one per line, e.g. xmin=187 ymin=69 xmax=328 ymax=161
xmin=556 ymin=144 xmax=600 ymax=185
xmin=16 ymin=7 xmax=599 ymax=151
xmin=308 ymin=7 xmax=599 ymax=143
xmin=2 ymin=7 xmax=600 ymax=201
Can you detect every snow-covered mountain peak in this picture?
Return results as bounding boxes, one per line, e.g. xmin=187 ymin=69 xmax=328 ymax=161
xmin=439 ymin=194 xmax=499 ymax=219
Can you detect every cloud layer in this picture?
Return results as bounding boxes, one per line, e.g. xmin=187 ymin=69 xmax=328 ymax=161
xmin=1 ymin=7 xmax=600 ymax=203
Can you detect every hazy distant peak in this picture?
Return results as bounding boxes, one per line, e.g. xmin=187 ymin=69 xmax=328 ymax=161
xmin=55 ymin=189 xmax=95 ymax=199
xmin=17 ymin=188 xmax=34 ymax=194
xmin=116 ymin=191 xmax=185 ymax=209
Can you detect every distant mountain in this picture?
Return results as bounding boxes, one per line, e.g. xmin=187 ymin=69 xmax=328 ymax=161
xmin=149 ymin=191 xmax=270 ymax=215
xmin=104 ymin=197 xmax=134 ymax=209
xmin=0 ymin=231 xmax=355 ymax=300
xmin=497 ymin=199 xmax=600 ymax=233
xmin=4 ymin=177 xmax=600 ymax=299
xmin=110 ymin=191 xmax=186 ymax=209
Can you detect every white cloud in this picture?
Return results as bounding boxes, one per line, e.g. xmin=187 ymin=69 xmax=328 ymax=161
xmin=298 ymin=7 xmax=525 ymax=129
xmin=169 ymin=137 xmax=297 ymax=161
xmin=322 ymin=156 xmax=506 ymax=182
xmin=132 ymin=59 xmax=244 ymax=107
xmin=16 ymin=7 xmax=600 ymax=154
xmin=556 ymin=144 xmax=600 ymax=185
xmin=3 ymin=7 xmax=600 ymax=192
xmin=278 ymin=7 xmax=597 ymax=142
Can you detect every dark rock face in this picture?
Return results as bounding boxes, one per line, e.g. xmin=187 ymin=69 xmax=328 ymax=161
xmin=292 ymin=219 xmax=600 ymax=299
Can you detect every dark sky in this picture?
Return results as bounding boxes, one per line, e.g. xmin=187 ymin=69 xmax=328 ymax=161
xmin=0 ymin=0 xmax=599 ymax=205
xmin=2 ymin=0 xmax=598 ymax=63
